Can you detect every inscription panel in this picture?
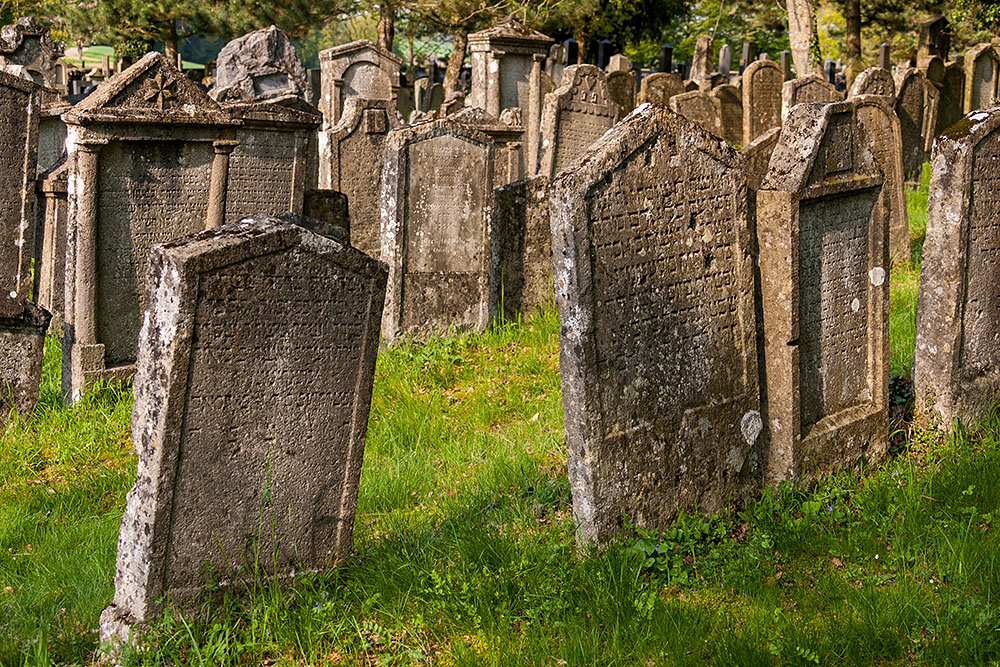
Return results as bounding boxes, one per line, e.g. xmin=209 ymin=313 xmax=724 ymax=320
xmin=96 ymin=140 xmax=212 ymax=366
xmin=971 ymin=54 xmax=998 ymax=110
xmin=226 ymin=130 xmax=296 ymax=222
xmin=896 ymin=75 xmax=926 ymax=177
xmin=555 ymin=106 xmax=614 ymax=173
xmin=336 ymin=119 xmax=388 ymax=258
xmin=0 ymin=85 xmax=33 ymax=313
xmin=747 ymin=67 xmax=782 ymax=140
xmin=798 ymin=190 xmax=875 ymax=430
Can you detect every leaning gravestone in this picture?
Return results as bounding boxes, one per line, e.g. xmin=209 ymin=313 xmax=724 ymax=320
xmin=914 ymin=104 xmax=1000 ymax=427
xmin=98 ymin=214 xmax=387 ymax=644
xmin=550 ymin=105 xmax=762 ymax=547
xmin=210 ymin=27 xmax=310 ymax=102
xmin=539 ymin=65 xmax=617 ymax=178
xmin=937 ymin=61 xmax=966 ymax=134
xmin=494 ymin=175 xmax=551 ymax=319
xmin=847 ymin=67 xmax=895 ymax=98
xmin=781 ymin=73 xmax=842 ymax=119
xmin=742 ymin=60 xmax=783 ymax=146
xmin=638 ymin=72 xmax=684 ymax=107
xmin=319 ymin=97 xmax=398 ymax=259
xmin=62 ymin=53 xmax=239 ymax=402
xmin=964 ymin=43 xmax=1000 ymax=113
xmin=380 ymin=120 xmax=495 ymax=343
xmin=894 ymin=68 xmax=936 ymax=180
xmin=605 ymin=70 xmax=636 ymax=117
xmin=757 ymin=100 xmax=889 ymax=485
xmin=670 ymin=89 xmax=721 ymax=137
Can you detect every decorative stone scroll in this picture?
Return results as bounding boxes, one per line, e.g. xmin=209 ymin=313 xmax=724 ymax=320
xmin=757 ymin=100 xmax=889 ymax=485
xmin=539 ymin=65 xmax=616 ymax=178
xmin=99 ymin=215 xmax=387 ymax=643
xmin=550 ymin=104 xmax=762 ymax=547
xmin=915 ymin=104 xmax=1000 ymax=427
xmin=742 ymin=60 xmax=783 ymax=146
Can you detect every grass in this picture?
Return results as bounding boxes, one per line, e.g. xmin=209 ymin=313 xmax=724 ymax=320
xmin=5 ymin=166 xmax=1000 ymax=665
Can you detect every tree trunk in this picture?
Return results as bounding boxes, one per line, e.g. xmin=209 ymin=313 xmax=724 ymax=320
xmin=443 ymin=29 xmax=467 ymax=96
xmin=786 ymin=0 xmax=814 ymax=76
xmin=846 ymin=0 xmax=861 ymax=61
xmin=377 ymin=3 xmax=395 ymax=53
xmin=163 ymin=19 xmax=180 ymax=68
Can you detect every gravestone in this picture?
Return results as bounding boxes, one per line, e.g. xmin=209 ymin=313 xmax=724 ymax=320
xmin=606 ymin=54 xmax=630 ymax=73
xmin=36 ymin=160 xmax=67 ymax=321
xmin=914 ymin=105 xmax=1000 ymax=427
xmin=302 ymin=190 xmax=350 ymax=243
xmin=917 ymin=16 xmax=950 ymax=61
xmin=223 ymin=97 xmax=321 ymax=224
xmin=718 ymin=44 xmax=733 ymax=76
xmin=210 ymin=27 xmax=310 ymax=103
xmin=669 ymin=89 xmax=720 ymax=137
xmin=0 ymin=16 xmax=65 ymax=93
xmin=894 ymin=68 xmax=936 ymax=180
xmin=964 ymin=43 xmax=1000 ymax=113
xmin=757 ymin=100 xmax=889 ymax=485
xmin=690 ymin=34 xmax=713 ymax=86
xmin=711 ymin=83 xmax=742 ymax=146
xmin=0 ymin=302 xmax=50 ymax=423
xmin=742 ymin=60 xmax=783 ymax=146
xmin=494 ymin=175 xmax=552 ymax=319
xmin=62 ymin=53 xmax=239 ymax=402
xmin=937 ymin=61 xmax=966 ymax=134
xmin=380 ymin=120 xmax=495 ymax=343
xmin=741 ymin=126 xmax=781 ymax=237
xmin=638 ymin=71 xmax=684 ymax=107
xmin=98 ymin=215 xmax=387 ymax=643
xmin=918 ymin=54 xmax=945 ymax=88
xmin=782 ymin=74 xmax=842 ymax=119
xmin=427 ymin=83 xmax=445 ymax=112
xmin=539 ymin=65 xmax=616 ymax=178
xmin=319 ymin=97 xmax=398 ymax=259
xmin=451 ymin=106 xmax=526 ymax=185
xmin=605 ymin=70 xmax=636 ymax=117
xmin=37 ymin=100 xmax=69 ymax=173
xmin=550 ymin=104 xmax=762 ymax=547
xmin=319 ymin=40 xmax=401 ymax=127
xmin=847 ymin=67 xmax=895 ymax=98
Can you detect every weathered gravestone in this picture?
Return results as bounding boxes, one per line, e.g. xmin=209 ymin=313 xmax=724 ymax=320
xmin=757 ymin=100 xmax=889 ymax=485
xmin=451 ymin=106 xmax=525 ymax=185
xmin=550 ymin=105 xmax=762 ymax=547
xmin=223 ymin=97 xmax=321 ymax=224
xmin=964 ymin=43 xmax=1000 ymax=113
xmin=319 ymin=97 xmax=398 ymax=259
xmin=690 ymin=34 xmax=714 ymax=87
xmin=742 ymin=60 xmax=783 ymax=146
xmin=937 ymin=61 xmax=966 ymax=134
xmin=605 ymin=70 xmax=636 ymax=117
xmin=741 ymin=126 xmax=781 ymax=237
xmin=380 ymin=120 xmax=495 ymax=343
xmin=918 ymin=55 xmax=946 ymax=90
xmin=0 ymin=16 xmax=65 ymax=92
xmin=98 ymin=215 xmax=387 ymax=643
xmin=782 ymin=74 xmax=842 ymax=120
xmin=494 ymin=175 xmax=551 ymax=319
xmin=847 ymin=67 xmax=895 ymax=98
xmin=914 ymin=104 xmax=1000 ymax=427
xmin=670 ymin=89 xmax=720 ymax=137
xmin=711 ymin=84 xmax=743 ymax=146
xmin=0 ymin=301 xmax=50 ymax=422
xmin=638 ymin=72 xmax=684 ymax=107
xmin=210 ymin=27 xmax=310 ymax=103
xmin=36 ymin=160 xmax=66 ymax=321
xmin=319 ymin=40 xmax=401 ymax=127
xmin=894 ymin=68 xmax=938 ymax=180
xmin=606 ymin=54 xmax=630 ymax=73
xmin=62 ymin=53 xmax=239 ymax=401
xmin=539 ymin=64 xmax=617 ymax=178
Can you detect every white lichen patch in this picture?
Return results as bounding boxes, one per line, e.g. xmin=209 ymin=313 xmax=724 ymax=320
xmin=869 ymin=266 xmax=885 ymax=286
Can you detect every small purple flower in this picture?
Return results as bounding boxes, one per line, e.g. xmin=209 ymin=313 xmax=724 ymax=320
xmin=826 ymin=505 xmax=833 ymax=512
xmin=654 ymin=543 xmax=660 ymax=555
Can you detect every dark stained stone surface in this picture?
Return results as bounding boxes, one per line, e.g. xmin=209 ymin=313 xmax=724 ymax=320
xmin=493 ymin=174 xmax=552 ymax=319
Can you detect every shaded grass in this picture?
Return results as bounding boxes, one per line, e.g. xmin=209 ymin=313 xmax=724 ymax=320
xmin=889 ymin=163 xmax=930 ymax=378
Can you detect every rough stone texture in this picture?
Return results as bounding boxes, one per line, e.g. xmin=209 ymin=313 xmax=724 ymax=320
xmin=742 ymin=60 xmax=783 ymax=146
xmin=638 ymin=72 xmax=684 ymax=107
xmin=302 ymin=190 xmax=349 ymax=245
xmin=37 ymin=102 xmax=69 ymax=173
xmin=318 ymin=98 xmax=398 ymax=259
xmin=605 ymin=70 xmax=636 ymax=117
xmin=550 ymin=104 xmax=762 ymax=547
xmin=757 ymin=99 xmax=889 ymax=485
xmin=0 ymin=69 xmax=39 ymax=318
xmin=0 ymin=16 xmax=64 ymax=92
xmin=319 ymin=40 xmax=401 ymax=128
xmin=670 ymin=89 xmax=720 ymax=137
xmin=937 ymin=61 xmax=966 ymax=134
xmin=781 ymin=74 xmax=842 ymax=120
xmin=211 ymin=27 xmax=309 ymax=103
xmin=741 ymin=125 xmax=781 ymax=238
xmin=914 ymin=104 xmax=1000 ymax=427
xmin=847 ymin=67 xmax=896 ymax=99
xmin=36 ymin=159 xmax=66 ymax=320
xmin=606 ymin=54 xmax=630 ymax=73
xmin=711 ymin=84 xmax=743 ymax=146
xmin=894 ymin=68 xmax=938 ymax=180
xmin=223 ymin=97 xmax=321 ymax=224
xmin=539 ymin=65 xmax=616 ymax=179
xmin=854 ymin=95 xmax=911 ymax=264
xmin=0 ymin=301 xmax=50 ymax=423
xmin=690 ymin=34 xmax=714 ymax=86
xmin=380 ymin=120 xmax=495 ymax=343
xmin=493 ymin=175 xmax=551 ymax=319
xmin=786 ymin=0 xmax=814 ymax=80
xmin=62 ymin=53 xmax=239 ymax=402
xmin=98 ymin=215 xmax=387 ymax=643
xmin=963 ymin=43 xmax=1000 ymax=113
xmin=451 ymin=107 xmax=525 ymax=185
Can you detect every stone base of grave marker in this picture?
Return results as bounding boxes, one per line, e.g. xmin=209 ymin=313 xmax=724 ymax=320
xmin=0 ymin=302 xmax=51 ymax=423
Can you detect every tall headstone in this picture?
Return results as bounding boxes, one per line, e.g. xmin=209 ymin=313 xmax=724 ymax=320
xmin=597 ymin=40 xmax=613 ymax=69
xmin=62 ymin=53 xmax=239 ymax=401
xmin=639 ymin=71 xmax=684 ymax=107
xmin=757 ymin=100 xmax=889 ymax=484
xmin=494 ymin=174 xmax=552 ymax=319
xmin=917 ymin=16 xmax=951 ymax=61
xmin=669 ymin=89 xmax=721 ymax=137
xmin=782 ymin=74 xmax=842 ymax=119
xmin=467 ymin=17 xmax=552 ymax=178
xmin=918 ymin=54 xmax=945 ymax=89
xmin=451 ymin=106 xmax=526 ymax=186
xmin=742 ymin=60 xmax=783 ymax=146
xmin=937 ymin=61 xmax=966 ymax=134
xmin=605 ymin=70 xmax=636 ymax=117
xmin=711 ymin=84 xmax=743 ymax=146
xmin=550 ymin=104 xmax=762 ymax=547
xmin=539 ymin=65 xmax=616 ymax=178
xmin=740 ymin=41 xmax=757 ymax=74
xmin=564 ymin=38 xmax=579 ymax=66
xmin=210 ymin=27 xmax=310 ymax=103
xmin=380 ymin=121 xmax=495 ymax=343
xmin=964 ymin=43 xmax=1000 ymax=113
xmin=98 ymin=215 xmax=387 ymax=643
xmin=848 ymin=66 xmax=895 ymax=98
xmin=719 ymin=44 xmax=733 ymax=75
xmin=914 ymin=104 xmax=1000 ymax=427
xmin=690 ymin=34 xmax=714 ymax=86
xmin=318 ymin=40 xmax=401 ymax=127
xmin=878 ymin=43 xmax=891 ymax=70
xmin=894 ymin=68 xmax=937 ymax=180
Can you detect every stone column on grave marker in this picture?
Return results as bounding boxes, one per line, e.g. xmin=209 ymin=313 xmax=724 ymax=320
xmin=205 ymin=141 xmax=238 ymax=229
xmin=69 ymin=141 xmax=103 ymax=352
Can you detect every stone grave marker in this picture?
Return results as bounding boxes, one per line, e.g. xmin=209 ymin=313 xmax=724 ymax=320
xmin=606 ymin=54 xmax=630 ymax=73
xmin=690 ymin=34 xmax=713 ymax=86
xmin=210 ymin=27 xmax=310 ymax=103
xmin=319 ymin=97 xmax=398 ymax=259
xmin=539 ymin=64 xmax=617 ymax=178
xmin=638 ymin=72 xmax=684 ymax=107
xmin=670 ymin=89 xmax=720 ymax=137
xmin=711 ymin=83 xmax=742 ymax=146
xmin=550 ymin=104 xmax=762 ymax=547
xmin=781 ymin=74 xmax=842 ymax=119
xmin=0 ymin=16 xmax=65 ymax=93
xmin=847 ymin=67 xmax=895 ymax=98
xmin=757 ymin=99 xmax=889 ymax=485
xmin=740 ymin=125 xmax=780 ymax=235
xmin=918 ymin=54 xmax=945 ymax=88
xmin=605 ymin=70 xmax=636 ymax=117
xmin=451 ymin=106 xmax=526 ymax=186
xmin=494 ymin=174 xmax=552 ymax=319
xmin=98 ymin=214 xmax=387 ymax=642
xmin=914 ymin=104 xmax=1000 ymax=427
xmin=380 ymin=120 xmax=495 ymax=343
xmin=742 ymin=60 xmax=783 ymax=146
xmin=937 ymin=61 xmax=966 ymax=134
xmin=964 ymin=43 xmax=1000 ymax=113
xmin=894 ymin=68 xmax=937 ymax=180
xmin=62 ymin=53 xmax=239 ymax=401
xmin=0 ymin=302 xmax=50 ymax=424
xmin=319 ymin=40 xmax=401 ymax=127
xmin=36 ymin=160 xmax=66 ymax=321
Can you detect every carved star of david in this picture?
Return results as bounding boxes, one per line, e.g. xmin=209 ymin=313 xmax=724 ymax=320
xmin=142 ymin=70 xmax=177 ymax=110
